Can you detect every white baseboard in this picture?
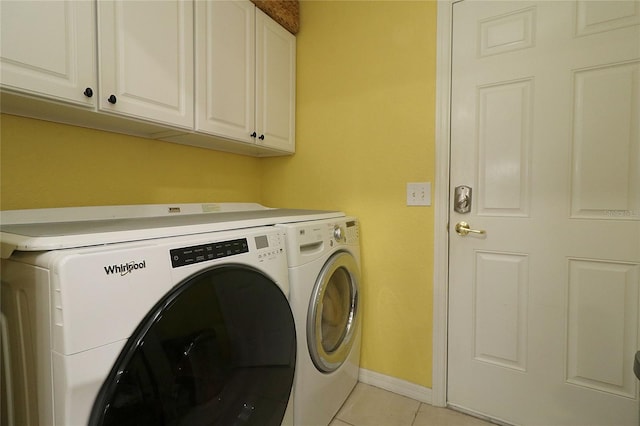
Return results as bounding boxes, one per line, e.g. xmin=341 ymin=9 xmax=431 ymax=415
xmin=358 ymin=368 xmax=432 ymax=404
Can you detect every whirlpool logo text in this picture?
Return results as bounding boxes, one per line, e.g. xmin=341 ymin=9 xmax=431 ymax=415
xmin=104 ymin=260 xmax=147 ymax=276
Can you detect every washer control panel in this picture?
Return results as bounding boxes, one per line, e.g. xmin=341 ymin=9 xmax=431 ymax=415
xmin=331 ymin=219 xmax=359 ymax=245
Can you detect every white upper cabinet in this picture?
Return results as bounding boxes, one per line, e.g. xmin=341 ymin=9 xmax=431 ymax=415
xmin=255 ymin=8 xmax=296 ymax=153
xmin=0 ymin=0 xmax=96 ymax=107
xmin=196 ymin=0 xmax=255 ymax=142
xmin=0 ymin=0 xmax=293 ymax=156
xmin=97 ymin=0 xmax=194 ymax=129
xmin=196 ymin=1 xmax=295 ymax=153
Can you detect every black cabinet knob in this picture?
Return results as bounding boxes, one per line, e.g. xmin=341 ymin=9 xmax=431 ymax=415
xmin=258 ymin=134 xmax=265 ymax=140
xmin=108 ymin=95 xmax=117 ymax=104
xmin=83 ymin=87 xmax=93 ymax=98
xmin=250 ymin=132 xmax=257 ymax=138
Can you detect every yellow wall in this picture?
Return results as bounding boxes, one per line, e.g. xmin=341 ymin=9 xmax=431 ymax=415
xmin=0 ymin=114 xmax=262 ymax=210
xmin=263 ymin=1 xmax=437 ymax=387
xmin=0 ymin=0 xmax=437 ymax=389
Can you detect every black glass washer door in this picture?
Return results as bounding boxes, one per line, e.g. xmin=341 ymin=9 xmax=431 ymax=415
xmin=89 ymin=265 xmax=296 ymax=426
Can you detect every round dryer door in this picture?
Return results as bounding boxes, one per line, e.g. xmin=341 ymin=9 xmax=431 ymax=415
xmin=89 ymin=265 xmax=295 ymax=426
xmin=307 ymin=251 xmax=360 ymax=373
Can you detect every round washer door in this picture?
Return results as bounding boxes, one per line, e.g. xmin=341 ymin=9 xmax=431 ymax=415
xmin=307 ymin=251 xmax=360 ymax=373
xmin=89 ymin=265 xmax=295 ymax=426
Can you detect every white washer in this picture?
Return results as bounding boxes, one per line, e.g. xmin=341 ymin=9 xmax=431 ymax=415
xmin=277 ymin=217 xmax=361 ymax=426
xmin=0 ymin=204 xmax=342 ymax=426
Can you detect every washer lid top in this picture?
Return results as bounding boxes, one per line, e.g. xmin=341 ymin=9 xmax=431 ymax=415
xmin=1 ymin=203 xmax=344 ymax=257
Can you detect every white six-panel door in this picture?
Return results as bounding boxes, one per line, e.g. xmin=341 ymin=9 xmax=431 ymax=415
xmin=448 ymin=1 xmax=640 ymax=425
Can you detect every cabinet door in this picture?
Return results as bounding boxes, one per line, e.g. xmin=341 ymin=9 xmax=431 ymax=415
xmin=0 ymin=1 xmax=96 ymax=107
xmin=196 ymin=0 xmax=255 ymax=143
xmin=98 ymin=0 xmax=194 ymax=129
xmin=255 ymin=9 xmax=296 ymax=153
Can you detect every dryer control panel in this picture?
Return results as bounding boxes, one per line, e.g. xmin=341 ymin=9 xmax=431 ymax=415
xmin=170 ymin=238 xmax=249 ymax=268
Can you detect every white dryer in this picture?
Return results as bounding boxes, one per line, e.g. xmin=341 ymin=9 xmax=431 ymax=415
xmin=0 ymin=204 xmax=341 ymax=426
xmin=277 ymin=217 xmax=361 ymax=426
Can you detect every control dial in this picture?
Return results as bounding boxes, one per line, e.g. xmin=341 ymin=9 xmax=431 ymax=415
xmin=333 ymin=225 xmax=344 ymax=242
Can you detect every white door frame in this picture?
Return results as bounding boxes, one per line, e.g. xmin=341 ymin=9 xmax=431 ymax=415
xmin=432 ymin=0 xmax=455 ymax=408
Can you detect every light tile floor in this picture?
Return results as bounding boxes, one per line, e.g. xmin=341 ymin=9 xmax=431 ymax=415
xmin=330 ymin=383 xmax=493 ymax=426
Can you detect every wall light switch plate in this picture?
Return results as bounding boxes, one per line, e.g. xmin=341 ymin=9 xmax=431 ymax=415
xmin=407 ymin=182 xmax=431 ymax=206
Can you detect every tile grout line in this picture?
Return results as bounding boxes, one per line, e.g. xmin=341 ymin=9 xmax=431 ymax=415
xmin=410 ymin=406 xmax=420 ymax=426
